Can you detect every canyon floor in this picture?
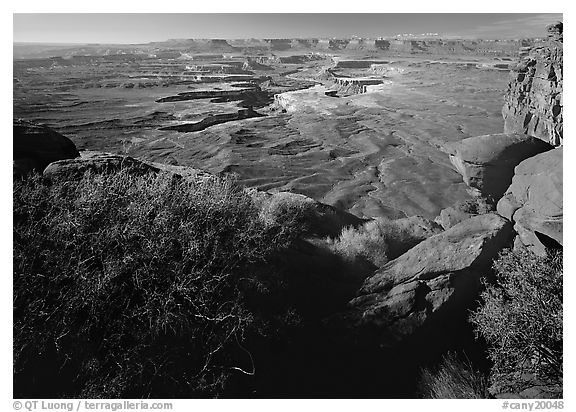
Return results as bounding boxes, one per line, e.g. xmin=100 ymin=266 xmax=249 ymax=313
xmin=14 ymin=50 xmax=512 ymax=220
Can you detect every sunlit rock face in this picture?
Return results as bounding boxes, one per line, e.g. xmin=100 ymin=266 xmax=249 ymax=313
xmin=497 ymin=147 xmax=563 ymax=256
xmin=445 ymin=133 xmax=552 ymax=200
xmin=502 ymin=22 xmax=563 ymax=146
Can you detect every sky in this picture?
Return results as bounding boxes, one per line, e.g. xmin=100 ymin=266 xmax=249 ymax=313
xmin=13 ymin=13 xmax=563 ymax=44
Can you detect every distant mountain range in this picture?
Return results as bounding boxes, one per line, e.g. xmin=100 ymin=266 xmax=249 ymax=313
xmin=14 ymin=37 xmax=540 ymax=60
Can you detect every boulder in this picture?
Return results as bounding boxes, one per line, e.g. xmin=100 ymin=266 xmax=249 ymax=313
xmin=13 ymin=119 xmax=79 ymax=177
xmin=435 ymin=206 xmax=472 ymax=230
xmin=341 ymin=213 xmax=514 ymax=346
xmin=497 ymin=147 xmax=562 ymax=255
xmin=435 ymin=197 xmax=495 ymax=230
xmin=446 ymin=133 xmax=552 ymax=200
xmin=43 ymin=152 xmax=160 ymax=181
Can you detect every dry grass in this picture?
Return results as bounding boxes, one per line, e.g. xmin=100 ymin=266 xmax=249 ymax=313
xmin=325 ymin=217 xmax=435 ymax=268
xmin=257 ymin=192 xmax=317 ymax=237
xmin=326 ymin=220 xmax=390 ymax=267
xmin=13 ymin=170 xmax=302 ymax=398
xmin=419 ymin=352 xmax=490 ymax=399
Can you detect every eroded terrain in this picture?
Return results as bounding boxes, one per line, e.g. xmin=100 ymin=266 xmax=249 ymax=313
xmin=14 ymin=42 xmax=519 ymax=219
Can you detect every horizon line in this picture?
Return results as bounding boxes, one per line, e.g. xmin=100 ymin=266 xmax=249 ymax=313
xmin=13 ymin=35 xmax=544 ymax=46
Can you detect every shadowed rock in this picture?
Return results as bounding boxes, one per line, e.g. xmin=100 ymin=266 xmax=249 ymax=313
xmin=13 ymin=119 xmax=79 ymax=177
xmin=335 ymin=213 xmax=514 ymax=348
xmin=446 ymin=133 xmax=552 ymax=200
xmin=497 ymin=147 xmax=562 ymax=255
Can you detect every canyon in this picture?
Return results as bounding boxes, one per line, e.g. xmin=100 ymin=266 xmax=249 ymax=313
xmin=14 ymin=36 xmax=535 ymax=220
xmin=13 ymin=23 xmax=563 ymax=399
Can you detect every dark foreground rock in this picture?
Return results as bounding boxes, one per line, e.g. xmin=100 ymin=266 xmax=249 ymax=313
xmin=497 ymin=147 xmax=562 ymax=255
xmin=446 ymin=133 xmax=552 ymax=200
xmin=13 ymin=119 xmax=79 ymax=178
xmin=335 ymin=213 xmax=514 ymax=348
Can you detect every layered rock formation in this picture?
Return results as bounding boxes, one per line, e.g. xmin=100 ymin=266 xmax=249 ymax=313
xmin=331 ymin=77 xmax=384 ymax=95
xmin=334 ymin=60 xmax=389 ymax=69
xmin=502 ymin=22 xmax=563 ymax=146
xmin=159 ymin=108 xmax=265 ymax=133
xmin=15 ymin=37 xmax=534 ymax=61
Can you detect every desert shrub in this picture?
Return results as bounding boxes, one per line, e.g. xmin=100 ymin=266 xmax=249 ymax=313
xmin=258 ymin=192 xmax=317 ymax=237
xmin=326 ymin=221 xmax=389 ymax=267
xmin=418 ymin=352 xmax=490 ymax=399
xmin=326 ymin=217 xmax=434 ymax=267
xmin=469 ymin=248 xmax=563 ymax=387
xmin=13 ymin=170 xmax=302 ymax=398
xmin=454 ymin=196 xmax=494 ymax=215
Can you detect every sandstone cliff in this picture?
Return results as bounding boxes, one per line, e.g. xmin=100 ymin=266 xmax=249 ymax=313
xmin=502 ymin=22 xmax=563 ymax=146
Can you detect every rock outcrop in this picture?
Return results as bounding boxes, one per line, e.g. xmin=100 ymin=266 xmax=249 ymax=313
xmin=502 ymin=22 xmax=563 ymax=146
xmin=341 ymin=213 xmax=514 ymax=347
xmin=446 ymin=133 xmax=552 ymax=200
xmin=331 ymin=77 xmax=384 ymax=95
xmin=159 ymin=108 xmax=265 ymax=132
xmin=43 ymin=152 xmax=160 ymax=181
xmin=496 ymin=147 xmax=562 ymax=256
xmin=43 ymin=150 xmax=215 ymax=184
xmin=13 ymin=119 xmax=79 ymax=177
